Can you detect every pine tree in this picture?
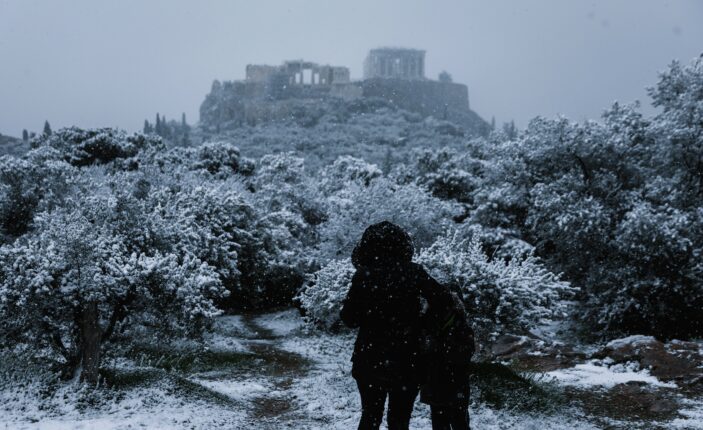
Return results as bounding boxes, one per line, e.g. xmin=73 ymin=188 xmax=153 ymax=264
xmin=155 ymin=113 xmax=161 ymax=135
xmin=181 ymin=112 xmax=187 ymax=128
xmin=161 ymin=115 xmax=168 ymax=138
xmin=503 ymin=120 xmax=517 ymax=140
xmin=43 ymin=120 xmax=52 ymax=136
xmin=143 ymin=120 xmax=152 ymax=134
xmin=491 ymin=116 xmax=496 ymax=131
xmin=22 ymin=129 xmax=28 ymax=141
xmin=381 ymin=148 xmax=393 ymax=174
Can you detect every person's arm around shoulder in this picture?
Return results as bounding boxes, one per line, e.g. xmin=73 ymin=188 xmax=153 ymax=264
xmin=340 ymin=269 xmax=367 ymax=328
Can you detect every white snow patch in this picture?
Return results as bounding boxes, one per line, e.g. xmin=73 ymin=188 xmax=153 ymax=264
xmin=205 ymin=333 xmax=250 ymax=353
xmin=605 ymin=335 xmax=657 ymax=349
xmin=670 ymin=398 xmax=703 ymax=429
xmin=0 ymin=380 xmax=249 ymax=430
xmin=547 ymin=359 xmax=677 ymax=389
xmin=190 ymin=377 xmax=272 ymax=401
xmin=213 ymin=315 xmax=254 ymax=337
xmin=255 ymin=309 xmax=305 ymax=337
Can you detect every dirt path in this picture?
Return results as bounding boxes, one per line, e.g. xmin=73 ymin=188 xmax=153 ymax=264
xmin=239 ymin=314 xmax=312 ymax=426
xmin=187 ymin=312 xmax=316 ymax=428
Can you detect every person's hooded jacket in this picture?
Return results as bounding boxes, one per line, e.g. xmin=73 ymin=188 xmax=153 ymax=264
xmin=419 ymin=287 xmax=475 ymax=407
xmin=340 ymin=221 xmax=452 ymax=387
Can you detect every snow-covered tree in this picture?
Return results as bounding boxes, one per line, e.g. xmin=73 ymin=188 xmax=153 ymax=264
xmin=33 ymin=127 xmax=163 ymax=167
xmin=0 ymin=148 xmax=75 ymax=240
xmin=0 ymin=190 xmax=227 ymax=383
xmin=416 ymin=232 xmax=574 ymax=341
xmin=316 ymin=177 xmax=460 ymax=262
xmin=296 ymin=258 xmax=355 ymax=330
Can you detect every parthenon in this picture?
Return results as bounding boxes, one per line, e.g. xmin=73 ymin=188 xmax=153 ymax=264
xmin=363 ymin=48 xmax=426 ymax=80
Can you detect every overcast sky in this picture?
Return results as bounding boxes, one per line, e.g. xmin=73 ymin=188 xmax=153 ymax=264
xmin=1 ymin=0 xmax=701 ymax=136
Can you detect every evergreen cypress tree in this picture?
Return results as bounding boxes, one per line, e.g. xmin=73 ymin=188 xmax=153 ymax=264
xmin=22 ymin=129 xmax=28 ymax=142
xmin=161 ymin=115 xmax=168 ymax=138
xmin=43 ymin=121 xmax=52 ymax=136
xmin=502 ymin=120 xmax=517 ymax=140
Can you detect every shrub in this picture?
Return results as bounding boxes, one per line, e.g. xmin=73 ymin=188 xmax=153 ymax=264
xmin=297 ymin=231 xmax=574 ymax=339
xmin=416 ymin=231 xmax=575 ymax=341
xmin=0 ymin=191 xmax=227 ymax=383
xmin=0 ymin=149 xmax=75 ymax=240
xmin=35 ymin=127 xmax=163 ymax=166
xmin=316 ymin=177 xmax=460 ymax=262
xmin=190 ymin=141 xmax=254 ymax=177
xmin=296 ymin=259 xmax=355 ymax=330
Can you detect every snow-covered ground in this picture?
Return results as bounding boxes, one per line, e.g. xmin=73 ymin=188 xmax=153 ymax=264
xmin=1 ymin=309 xmax=701 ymax=429
xmin=280 ymin=324 xmax=598 ymax=430
xmin=0 ymin=376 xmax=251 ymax=429
xmin=546 ymin=359 xmax=678 ymax=389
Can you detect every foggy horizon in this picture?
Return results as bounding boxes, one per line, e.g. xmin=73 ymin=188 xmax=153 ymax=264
xmin=1 ymin=0 xmax=702 ymax=136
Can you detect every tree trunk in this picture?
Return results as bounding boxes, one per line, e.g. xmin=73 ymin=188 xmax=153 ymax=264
xmin=79 ymin=301 xmax=102 ymax=384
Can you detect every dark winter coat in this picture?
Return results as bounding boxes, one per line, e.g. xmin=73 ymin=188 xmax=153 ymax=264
xmin=340 ymin=221 xmax=452 ymax=388
xmin=419 ymin=288 xmax=475 ymax=407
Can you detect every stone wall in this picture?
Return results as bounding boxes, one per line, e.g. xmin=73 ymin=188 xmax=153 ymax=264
xmin=200 ymin=76 xmax=489 ymax=135
xmin=360 ymin=78 xmax=488 ymax=133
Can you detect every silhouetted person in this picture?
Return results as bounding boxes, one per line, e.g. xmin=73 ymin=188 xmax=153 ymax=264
xmin=420 ymin=287 xmax=474 ymax=430
xmin=340 ymin=221 xmax=454 ymax=430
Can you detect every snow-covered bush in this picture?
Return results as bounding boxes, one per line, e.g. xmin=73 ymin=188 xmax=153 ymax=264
xmin=297 ymin=231 xmax=573 ymax=338
xmin=189 ymin=141 xmax=254 ymax=177
xmin=296 ymin=258 xmax=355 ymax=330
xmin=462 ymin=60 xmax=703 ymax=339
xmin=409 ymin=148 xmax=484 ymax=203
xmin=647 ymin=55 xmax=703 ymax=197
xmin=250 ymin=153 xmax=326 ymax=259
xmin=146 ymin=174 xmax=302 ymax=311
xmin=0 ymin=190 xmax=227 ymax=383
xmin=416 ymin=231 xmax=575 ymax=341
xmin=319 ymin=156 xmax=382 ymax=193
xmin=0 ymin=151 xmax=75 ymax=240
xmin=585 ymin=200 xmax=703 ymax=338
xmin=316 ymin=175 xmax=461 ymax=262
xmin=35 ymin=127 xmax=163 ymax=167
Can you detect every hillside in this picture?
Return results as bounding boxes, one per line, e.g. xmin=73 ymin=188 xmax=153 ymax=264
xmin=0 ymin=133 xmax=28 ymax=157
xmin=198 ymin=79 xmax=491 ymax=139
xmin=194 ymin=96 xmax=481 ymax=171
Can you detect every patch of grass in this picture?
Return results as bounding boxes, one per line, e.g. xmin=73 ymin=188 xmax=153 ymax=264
xmin=127 ymin=343 xmax=253 ymax=373
xmin=251 ymin=395 xmax=294 ymax=418
xmin=470 ymin=362 xmax=564 ymax=413
xmin=100 ymin=368 xmax=162 ymax=390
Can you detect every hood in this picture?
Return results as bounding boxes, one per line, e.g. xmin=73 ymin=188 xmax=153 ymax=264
xmin=351 ymin=221 xmax=414 ymax=269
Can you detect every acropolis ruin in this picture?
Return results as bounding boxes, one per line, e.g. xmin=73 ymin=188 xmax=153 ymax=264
xmin=246 ymin=61 xmax=350 ymax=86
xmin=200 ymin=47 xmax=488 ymax=134
xmin=363 ymin=48 xmax=425 ymax=80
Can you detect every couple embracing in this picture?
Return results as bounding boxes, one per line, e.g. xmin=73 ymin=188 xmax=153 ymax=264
xmin=341 ymin=221 xmax=475 ymax=430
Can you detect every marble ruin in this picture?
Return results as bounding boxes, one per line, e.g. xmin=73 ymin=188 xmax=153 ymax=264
xmin=200 ymin=47 xmax=489 ymax=134
xmin=246 ymin=61 xmax=350 ymax=86
xmin=363 ymin=48 xmax=425 ymax=80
